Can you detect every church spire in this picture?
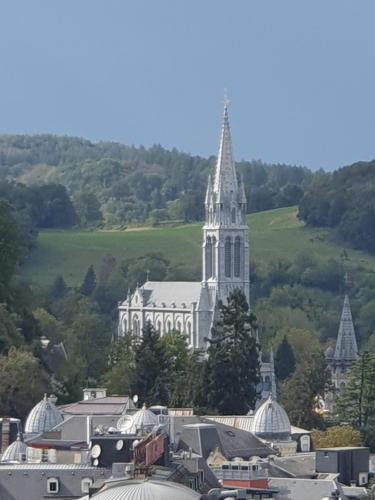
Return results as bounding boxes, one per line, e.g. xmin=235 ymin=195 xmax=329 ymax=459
xmin=213 ymin=101 xmax=238 ymax=199
xmin=334 ymin=294 xmax=358 ymax=361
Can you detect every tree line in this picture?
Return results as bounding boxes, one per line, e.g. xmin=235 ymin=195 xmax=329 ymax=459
xmin=298 ymin=161 xmax=375 ymax=253
xmin=0 ymin=134 xmax=310 ymax=226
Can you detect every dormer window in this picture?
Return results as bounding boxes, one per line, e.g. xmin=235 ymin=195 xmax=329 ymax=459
xmin=47 ymin=478 xmax=59 ymax=494
xmin=81 ymin=478 xmax=93 ymax=494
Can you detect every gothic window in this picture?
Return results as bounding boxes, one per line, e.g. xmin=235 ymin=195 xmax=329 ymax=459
xmin=206 ymin=237 xmax=212 ymax=279
xmin=231 ymin=207 xmax=236 ymax=223
xmin=167 ymin=320 xmax=172 ymax=332
xmin=225 ymin=237 xmax=232 ymax=277
xmin=123 ymin=318 xmax=127 ymax=333
xmin=132 ymin=316 xmax=139 ymax=336
xmin=157 ymin=320 xmax=162 ymax=333
xmin=234 ymin=236 xmax=241 ymax=277
xmin=176 ymin=320 xmax=182 ymax=332
xmin=187 ymin=321 xmax=192 ymax=341
xmin=212 ymin=236 xmax=216 ymax=278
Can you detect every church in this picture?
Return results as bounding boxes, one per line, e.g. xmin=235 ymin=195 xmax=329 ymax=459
xmin=118 ymin=102 xmax=250 ymax=349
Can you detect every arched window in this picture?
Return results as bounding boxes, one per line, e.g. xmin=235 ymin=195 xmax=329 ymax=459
xmin=212 ymin=236 xmax=216 ymax=278
xmin=123 ymin=318 xmax=127 ymax=334
xmin=132 ymin=316 xmax=139 ymax=336
xmin=157 ymin=320 xmax=162 ymax=333
xmin=225 ymin=237 xmax=232 ymax=277
xmin=231 ymin=207 xmax=236 ymax=223
xmin=205 ymin=237 xmax=212 ymax=279
xmin=176 ymin=321 xmax=182 ymax=332
xmin=234 ymin=236 xmax=241 ymax=277
xmin=167 ymin=320 xmax=172 ymax=333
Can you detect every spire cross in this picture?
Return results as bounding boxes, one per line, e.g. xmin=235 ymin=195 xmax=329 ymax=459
xmin=223 ymin=88 xmax=230 ymax=109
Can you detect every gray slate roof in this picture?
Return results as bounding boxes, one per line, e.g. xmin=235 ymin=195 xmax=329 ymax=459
xmin=270 ymin=453 xmax=316 ymax=478
xmin=59 ymin=396 xmax=133 ymax=416
xmin=134 ymin=281 xmax=201 ymax=308
xmin=178 ymin=419 xmax=274 ymax=460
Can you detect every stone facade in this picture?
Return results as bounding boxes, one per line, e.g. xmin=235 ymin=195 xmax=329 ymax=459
xmin=118 ymin=102 xmax=250 ymax=348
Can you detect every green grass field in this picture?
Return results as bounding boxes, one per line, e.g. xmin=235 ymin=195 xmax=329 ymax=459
xmin=23 ymin=206 xmax=375 ymax=287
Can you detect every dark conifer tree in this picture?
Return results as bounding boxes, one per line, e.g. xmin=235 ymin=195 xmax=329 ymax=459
xmin=80 ymin=265 xmax=96 ymax=296
xmin=275 ymin=335 xmax=296 ymax=381
xmin=131 ymin=321 xmax=169 ymax=406
xmin=200 ymin=289 xmax=260 ymax=415
xmin=49 ymin=275 xmax=67 ymax=301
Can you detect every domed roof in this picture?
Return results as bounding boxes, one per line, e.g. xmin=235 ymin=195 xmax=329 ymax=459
xmin=117 ymin=404 xmax=158 ymax=435
xmin=24 ymin=394 xmax=63 ymax=434
xmin=1 ymin=434 xmax=27 ymax=462
xmin=252 ymin=396 xmax=291 ymax=440
xmin=87 ymin=479 xmax=200 ymax=500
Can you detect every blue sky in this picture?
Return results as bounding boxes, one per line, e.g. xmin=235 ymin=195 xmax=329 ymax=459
xmin=0 ymin=1 xmax=374 ymax=170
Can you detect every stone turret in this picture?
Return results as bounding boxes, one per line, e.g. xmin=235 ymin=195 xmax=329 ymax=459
xmin=325 ymin=294 xmax=359 ymax=410
xmin=334 ymin=294 xmax=358 ymax=362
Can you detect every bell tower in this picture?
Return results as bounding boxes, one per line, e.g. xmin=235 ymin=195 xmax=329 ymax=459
xmin=202 ymin=101 xmax=250 ymax=305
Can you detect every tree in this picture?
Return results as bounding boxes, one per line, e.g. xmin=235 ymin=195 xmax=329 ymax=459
xmin=49 ymin=276 xmax=67 ymax=302
xmin=102 ymin=336 xmax=134 ymax=395
xmin=160 ymin=330 xmax=201 ymax=408
xmin=80 ymin=265 xmax=96 ymax=296
xmin=0 ymin=200 xmax=21 ymax=292
xmin=335 ymin=351 xmax=375 ymax=429
xmin=199 ymin=289 xmax=260 ymax=415
xmin=312 ymin=426 xmax=362 ymax=449
xmin=34 ymin=184 xmax=77 ymax=228
xmin=74 ymin=192 xmax=103 ymax=227
xmin=131 ymin=322 xmax=169 ymax=406
xmin=121 ymin=253 xmax=168 ymax=290
xmin=0 ymin=348 xmax=49 ymax=419
xmin=33 ymin=308 xmax=63 ymax=344
xmin=279 ymin=350 xmax=329 ymax=428
xmin=275 ymin=335 xmax=295 ymax=381
xmin=48 ymin=292 xmax=112 ymax=402
xmin=0 ymin=304 xmax=23 ymax=354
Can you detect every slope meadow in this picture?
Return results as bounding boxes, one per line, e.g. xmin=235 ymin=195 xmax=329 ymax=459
xmin=23 ymin=207 xmax=375 ymax=288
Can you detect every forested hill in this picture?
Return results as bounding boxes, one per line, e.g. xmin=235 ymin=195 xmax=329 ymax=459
xmin=298 ymin=161 xmax=375 ymax=254
xmin=0 ymin=134 xmax=310 ymax=225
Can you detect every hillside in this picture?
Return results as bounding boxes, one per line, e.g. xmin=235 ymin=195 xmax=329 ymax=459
xmin=299 ymin=161 xmax=375 ymax=253
xmin=23 ymin=206 xmax=375 ymax=288
xmin=0 ymin=134 xmax=310 ymax=225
